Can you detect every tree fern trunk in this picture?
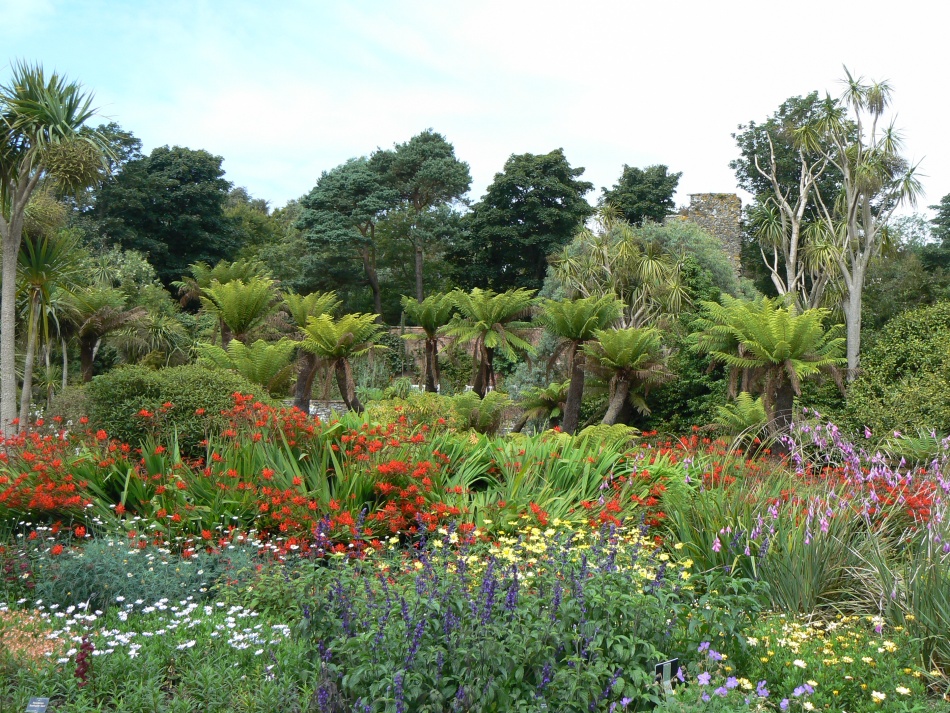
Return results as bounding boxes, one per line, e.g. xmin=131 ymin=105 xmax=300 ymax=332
xmin=424 ymin=339 xmax=438 ymax=393
xmin=80 ymin=337 xmax=96 ymax=383
xmin=602 ymin=378 xmax=630 ymax=426
xmin=293 ymin=352 xmax=319 ymax=413
xmin=561 ymin=343 xmax=584 ymax=435
xmin=335 ymin=359 xmax=363 ymax=413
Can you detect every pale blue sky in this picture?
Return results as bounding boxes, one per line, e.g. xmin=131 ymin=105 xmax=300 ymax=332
xmin=3 ymin=0 xmax=946 ymax=215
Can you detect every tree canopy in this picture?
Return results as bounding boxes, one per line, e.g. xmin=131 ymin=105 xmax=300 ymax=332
xmin=94 ymin=145 xmax=238 ymax=286
xmin=600 ymin=164 xmax=681 ymax=226
xmin=450 ymin=149 xmax=593 ymax=291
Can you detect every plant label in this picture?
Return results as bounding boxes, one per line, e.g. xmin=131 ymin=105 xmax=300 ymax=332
xmin=25 ymin=699 xmax=50 ymax=713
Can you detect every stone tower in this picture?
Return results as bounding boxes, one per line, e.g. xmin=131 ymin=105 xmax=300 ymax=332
xmin=683 ymin=193 xmax=742 ymax=273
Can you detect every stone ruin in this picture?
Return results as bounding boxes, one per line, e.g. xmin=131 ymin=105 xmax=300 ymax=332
xmin=672 ymin=193 xmax=742 ymax=274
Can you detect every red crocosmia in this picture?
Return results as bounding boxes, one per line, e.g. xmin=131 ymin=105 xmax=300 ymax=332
xmin=176 ymin=481 xmax=187 ymax=490
xmin=95 ymin=429 xmax=108 ymax=441
xmin=74 ymin=526 xmax=86 ymax=538
xmin=115 ymin=503 xmax=126 ymax=515
xmin=170 ymin=513 xmax=182 ymax=522
xmin=262 ymin=468 xmax=274 ymax=480
xmin=195 ymin=408 xmax=206 ymax=416
xmin=50 ymin=544 xmax=63 ymax=556
xmin=155 ymin=508 xmax=167 ymax=519
xmin=202 ymin=529 xmax=213 ymax=540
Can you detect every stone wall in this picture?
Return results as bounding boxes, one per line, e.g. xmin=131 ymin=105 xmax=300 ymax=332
xmin=678 ymin=193 xmax=742 ymax=273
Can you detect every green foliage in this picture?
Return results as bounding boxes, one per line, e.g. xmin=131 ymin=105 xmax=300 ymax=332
xmin=30 ymin=538 xmax=260 ymax=611
xmin=197 ymin=338 xmax=297 ymax=397
xmin=714 ymin=392 xmax=767 ymax=436
xmin=94 ymin=145 xmax=239 ymax=285
xmin=301 ymin=313 xmax=386 ymax=362
xmin=199 ymin=276 xmax=278 ymax=343
xmin=86 ymin=364 xmax=272 ymax=454
xmin=295 ymin=527 xmax=764 ymax=712
xmin=692 ymin=295 xmax=845 ymax=432
xmin=600 ymin=163 xmax=681 ymax=226
xmin=847 ymin=300 xmax=950 ymax=435
xmin=451 ymin=390 xmax=512 ymax=435
xmin=450 ymin=148 xmax=594 ymax=291
xmin=551 ymin=208 xmax=690 ymax=326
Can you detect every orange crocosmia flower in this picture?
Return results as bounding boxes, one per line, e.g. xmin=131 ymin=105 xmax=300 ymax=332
xmin=50 ymin=544 xmax=64 ymax=556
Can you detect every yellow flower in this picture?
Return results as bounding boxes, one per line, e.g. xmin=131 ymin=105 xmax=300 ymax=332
xmin=862 ymin=656 xmax=874 ymax=664
xmin=842 ymin=656 xmax=854 ymax=663
xmin=905 ymin=613 xmax=915 ymax=621
xmin=895 ymin=686 xmax=911 ymax=696
xmin=793 ymin=659 xmax=807 ymax=669
xmin=881 ymin=640 xmax=897 ymax=652
xmin=807 ymin=680 xmax=818 ymax=687
xmin=803 ymin=703 xmax=815 ymax=711
xmin=674 ymin=542 xmax=684 ymax=550
xmin=871 ymin=691 xmax=886 ymax=703
xmin=760 ymin=656 xmax=770 ymax=663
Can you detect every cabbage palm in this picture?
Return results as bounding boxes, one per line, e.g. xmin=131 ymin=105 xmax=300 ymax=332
xmin=692 ymin=294 xmax=845 ymax=437
xmin=1 ymin=62 xmax=110 ymax=430
xmin=199 ymin=276 xmax=277 ymax=346
xmin=401 ymin=292 xmax=454 ymax=393
xmin=441 ymin=288 xmax=536 ymax=397
xmin=198 ymin=338 xmax=297 ymax=397
xmin=538 ymin=295 xmax=623 ymax=434
xmin=582 ymin=327 xmax=672 ymax=425
xmin=300 ymin=313 xmax=386 ymax=413
xmin=16 ymin=230 xmax=83 ymax=425
xmin=64 ymin=286 xmax=147 ymax=382
xmin=550 ymin=206 xmax=689 ymax=328
xmin=282 ymin=290 xmax=341 ymax=412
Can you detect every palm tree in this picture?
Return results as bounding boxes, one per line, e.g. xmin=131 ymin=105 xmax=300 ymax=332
xmin=281 ymin=291 xmax=341 ymax=412
xmin=1 ymin=62 xmax=110 ymax=431
xmin=300 ymin=313 xmax=386 ymax=413
xmin=691 ymin=294 xmax=845 ymax=437
xmin=401 ymin=292 xmax=454 ymax=393
xmin=550 ymin=206 xmax=689 ymax=328
xmin=198 ymin=338 xmax=297 ymax=397
xmin=537 ymin=295 xmax=623 ymax=434
xmin=511 ymin=380 xmax=569 ymax=433
xmin=199 ymin=276 xmax=278 ymax=346
xmin=16 ymin=230 xmax=83 ymax=425
xmin=111 ymin=310 xmax=190 ymax=368
xmin=581 ymin=327 xmax=673 ymax=425
xmin=64 ymin=286 xmax=147 ymax=382
xmin=441 ymin=288 xmax=536 ymax=398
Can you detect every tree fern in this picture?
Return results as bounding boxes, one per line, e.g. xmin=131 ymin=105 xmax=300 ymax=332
xmin=199 ymin=276 xmax=278 ymax=345
xmin=441 ymin=288 xmax=537 ymax=397
xmin=401 ymin=292 xmax=455 ymax=392
xmin=198 ymin=338 xmax=296 ymax=397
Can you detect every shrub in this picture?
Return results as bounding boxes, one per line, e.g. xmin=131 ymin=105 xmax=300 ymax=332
xmin=847 ymin=301 xmax=950 ymax=436
xmin=30 ymin=538 xmax=261 ymax=611
xmin=86 ymin=364 xmax=274 ymax=454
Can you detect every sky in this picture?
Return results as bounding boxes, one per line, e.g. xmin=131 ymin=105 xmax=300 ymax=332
xmin=2 ymin=0 xmax=946 ymax=217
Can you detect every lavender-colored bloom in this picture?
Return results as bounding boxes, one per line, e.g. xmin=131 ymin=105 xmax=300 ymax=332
xmin=756 ymin=680 xmax=769 ymax=697
xmin=780 ymin=699 xmax=789 ymax=711
xmin=714 ymin=686 xmax=728 ymax=697
xmin=697 ymin=641 xmax=710 ymax=653
xmin=701 ymin=692 xmax=710 ymax=702
xmin=697 ymin=671 xmax=711 ymax=686
xmin=394 ymin=671 xmax=405 ymax=713
xmin=707 ymin=649 xmax=723 ymax=662
xmin=726 ymin=676 xmax=738 ymax=689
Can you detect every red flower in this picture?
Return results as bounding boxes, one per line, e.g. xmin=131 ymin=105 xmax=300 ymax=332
xmin=74 ymin=526 xmax=86 ymax=538
xmin=50 ymin=544 xmax=63 ymax=556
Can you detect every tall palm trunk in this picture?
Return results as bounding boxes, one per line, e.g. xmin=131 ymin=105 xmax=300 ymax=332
xmin=1 ymin=226 xmax=23 ymax=433
xmin=602 ymin=377 xmax=630 ymax=426
xmin=334 ymin=359 xmax=363 ymax=413
xmin=561 ymin=343 xmax=585 ymax=435
xmin=293 ymin=352 xmax=319 ymax=413
xmin=415 ymin=245 xmax=425 ymax=302
xmin=768 ymin=380 xmax=796 ymax=455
